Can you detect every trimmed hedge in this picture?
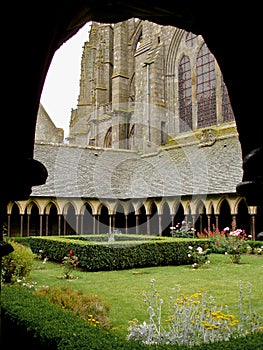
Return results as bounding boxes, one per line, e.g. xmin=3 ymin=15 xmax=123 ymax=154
xmin=1 ymin=286 xmax=262 ymax=349
xmin=24 ymin=235 xmax=211 ymax=271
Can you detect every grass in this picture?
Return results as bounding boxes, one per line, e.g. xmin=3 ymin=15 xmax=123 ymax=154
xmin=30 ymin=253 xmax=263 ymax=339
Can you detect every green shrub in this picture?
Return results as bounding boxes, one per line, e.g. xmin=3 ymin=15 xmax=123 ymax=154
xmin=1 ymin=241 xmax=35 ymax=284
xmin=2 ymin=285 xmax=263 ymax=349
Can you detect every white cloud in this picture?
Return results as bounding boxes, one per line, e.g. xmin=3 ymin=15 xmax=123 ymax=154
xmin=40 ymin=22 xmax=91 ymax=138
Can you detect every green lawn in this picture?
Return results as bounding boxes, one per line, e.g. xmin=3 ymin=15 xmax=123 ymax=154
xmin=30 ymin=253 xmax=263 ymax=339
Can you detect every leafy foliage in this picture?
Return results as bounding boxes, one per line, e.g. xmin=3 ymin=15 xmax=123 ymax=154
xmin=1 ymin=241 xmax=35 ymax=284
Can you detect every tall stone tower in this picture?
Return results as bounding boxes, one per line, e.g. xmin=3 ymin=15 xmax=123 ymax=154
xmin=67 ymin=19 xmax=173 ymax=151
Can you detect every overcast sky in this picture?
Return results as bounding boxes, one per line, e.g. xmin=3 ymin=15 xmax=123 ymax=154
xmin=40 ymin=22 xmax=91 ymax=138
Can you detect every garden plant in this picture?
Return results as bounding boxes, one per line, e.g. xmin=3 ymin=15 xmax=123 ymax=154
xmin=1 ymin=234 xmax=263 ymax=348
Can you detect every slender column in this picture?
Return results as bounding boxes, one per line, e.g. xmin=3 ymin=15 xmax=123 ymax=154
xmin=191 ymin=214 xmax=196 ymax=227
xmin=250 ymin=214 xmax=256 ymax=240
xmin=76 ymin=215 xmax=79 ymax=234
xmin=158 ymin=214 xmax=162 ymax=236
xmin=231 ymin=215 xmax=237 ymax=229
xmin=135 ymin=215 xmax=139 ymax=234
xmin=80 ymin=214 xmax=83 ymax=234
xmin=125 ymin=215 xmax=128 ymax=234
xmin=96 ymin=215 xmax=100 ymax=234
xmin=63 ymin=216 xmax=67 ymax=235
xmin=27 ymin=214 xmax=30 ymax=236
xmin=109 ymin=215 xmax=112 ymax=234
xmin=207 ymin=215 xmax=211 ymax=233
xmin=93 ymin=215 xmax=96 ymax=234
xmin=20 ymin=214 xmax=23 ymax=237
xmin=58 ymin=215 xmax=61 ymax=236
xmin=39 ymin=214 xmax=43 ymax=236
xmin=170 ymin=215 xmax=174 ymax=228
xmin=112 ymin=215 xmax=115 ymax=232
xmin=146 ymin=214 xmax=150 ymax=234
xmin=45 ymin=215 xmax=49 ymax=236
xmin=199 ymin=214 xmax=203 ymax=233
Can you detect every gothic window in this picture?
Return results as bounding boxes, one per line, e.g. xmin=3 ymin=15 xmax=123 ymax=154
xmin=221 ymin=78 xmax=235 ymax=123
xmin=104 ymin=127 xmax=112 ymax=148
xmin=178 ymin=55 xmax=193 ymax=132
xmin=196 ymin=43 xmax=217 ymax=128
xmin=185 ymin=32 xmax=198 ymax=47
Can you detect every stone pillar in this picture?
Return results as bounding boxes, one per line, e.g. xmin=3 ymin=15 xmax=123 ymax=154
xmin=58 ymin=215 xmax=61 ymax=236
xmin=125 ymin=215 xmax=128 ymax=234
xmin=63 ymin=217 xmax=67 ymax=235
xmin=109 ymin=215 xmax=113 ymax=234
xmin=79 ymin=214 xmax=83 ymax=235
xmin=96 ymin=215 xmax=100 ymax=234
xmin=158 ymin=214 xmax=162 ymax=236
xmin=93 ymin=215 xmax=96 ymax=234
xmin=26 ymin=214 xmax=30 ymax=237
xmin=39 ymin=214 xmax=43 ymax=236
xmin=76 ymin=215 xmax=79 ymax=234
xmin=250 ymin=214 xmax=256 ymax=240
xmin=45 ymin=215 xmax=49 ymax=236
xmin=20 ymin=214 xmax=23 ymax=237
xmin=147 ymin=214 xmax=151 ymax=234
xmin=135 ymin=215 xmax=139 ymax=234
xmin=207 ymin=215 xmax=211 ymax=233
xmin=170 ymin=215 xmax=174 ymax=228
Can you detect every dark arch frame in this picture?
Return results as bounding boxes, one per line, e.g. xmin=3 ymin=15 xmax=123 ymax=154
xmin=1 ymin=1 xmax=262 ymax=237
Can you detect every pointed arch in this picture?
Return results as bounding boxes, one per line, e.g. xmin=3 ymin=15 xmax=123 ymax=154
xmin=161 ymin=201 xmax=172 ymax=236
xmin=9 ymin=202 xmax=22 ymax=237
xmin=236 ymin=198 xmax=250 ymax=234
xmin=218 ymin=198 xmax=232 ymax=231
xmin=114 ymin=201 xmax=126 ymax=232
xmin=82 ymin=201 xmax=93 ymax=234
xmin=149 ymin=201 xmax=159 ymax=235
xmin=103 ymin=127 xmax=112 ymax=148
xmin=62 ymin=202 xmax=77 ymax=235
xmin=195 ymin=200 xmax=207 ymax=234
xmin=26 ymin=202 xmax=40 ymax=236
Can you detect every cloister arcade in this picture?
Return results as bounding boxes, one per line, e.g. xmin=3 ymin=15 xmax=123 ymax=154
xmin=5 ymin=195 xmax=262 ymax=240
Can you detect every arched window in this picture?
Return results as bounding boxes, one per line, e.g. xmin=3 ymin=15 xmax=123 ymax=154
xmin=178 ymin=55 xmax=192 ymax=132
xmin=196 ymin=43 xmax=217 ymax=128
xmin=221 ymin=78 xmax=235 ymax=122
xmin=104 ymin=127 xmax=112 ymax=148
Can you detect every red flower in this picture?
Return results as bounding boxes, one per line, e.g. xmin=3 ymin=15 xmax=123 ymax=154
xmin=69 ymin=249 xmax=73 ymax=255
